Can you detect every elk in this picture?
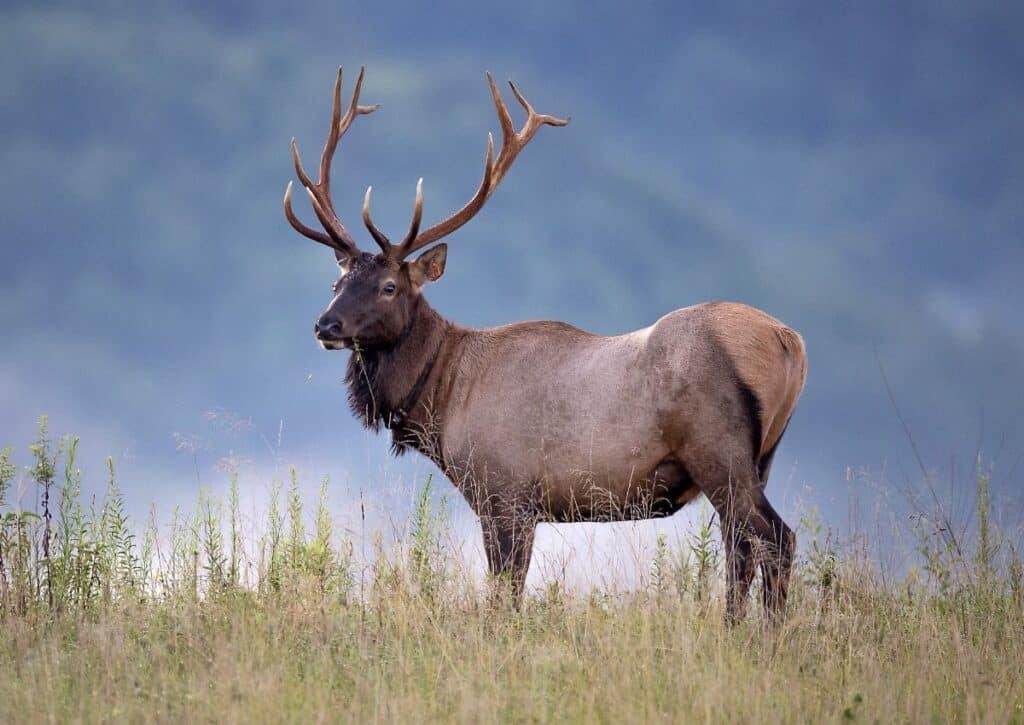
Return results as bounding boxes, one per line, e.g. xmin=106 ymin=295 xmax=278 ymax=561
xmin=283 ymin=67 xmax=807 ymax=622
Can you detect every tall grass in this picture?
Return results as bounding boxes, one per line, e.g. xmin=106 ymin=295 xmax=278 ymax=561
xmin=0 ymin=418 xmax=1021 ymax=723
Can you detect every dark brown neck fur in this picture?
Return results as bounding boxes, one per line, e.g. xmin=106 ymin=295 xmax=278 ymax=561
xmin=344 ymin=296 xmax=452 ymax=456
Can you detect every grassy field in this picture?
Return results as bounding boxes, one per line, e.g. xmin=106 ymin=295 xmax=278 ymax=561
xmin=1 ymin=419 xmax=1022 ymax=723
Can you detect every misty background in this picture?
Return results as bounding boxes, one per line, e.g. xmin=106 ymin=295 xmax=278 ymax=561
xmin=2 ymin=1 xmax=1022 ymax=583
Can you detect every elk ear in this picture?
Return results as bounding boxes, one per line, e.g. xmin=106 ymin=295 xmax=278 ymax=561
xmin=409 ymin=244 xmax=447 ymax=287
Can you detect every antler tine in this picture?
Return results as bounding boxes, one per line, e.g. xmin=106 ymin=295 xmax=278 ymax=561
xmin=360 ymin=177 xmax=424 ymax=255
xmin=290 ymin=139 xmax=315 ymax=197
xmin=489 ymin=76 xmax=570 ymax=193
xmin=507 ymin=80 xmax=571 ymax=127
xmin=338 ymin=66 xmax=381 ymax=138
xmin=402 ymin=178 xmax=425 ymax=246
xmin=394 ymin=132 xmax=494 ymax=257
xmin=305 ymin=186 xmax=359 ymax=251
xmin=362 ymin=186 xmax=392 ymax=253
xmin=285 ymin=66 xmax=379 ymax=257
xmin=316 ymin=66 xmax=345 ymax=197
xmin=488 ymin=72 xmax=516 ymax=149
xmin=283 ymin=181 xmax=334 ymax=248
xmin=391 ymin=73 xmax=566 ymax=259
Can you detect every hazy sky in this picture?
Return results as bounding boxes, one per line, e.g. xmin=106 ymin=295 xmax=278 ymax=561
xmin=2 ymin=0 xmax=1022 ymax=556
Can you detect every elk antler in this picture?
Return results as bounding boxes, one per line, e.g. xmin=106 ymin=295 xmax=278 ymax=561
xmin=283 ymin=66 xmax=380 ymax=257
xmin=364 ymin=72 xmax=569 ymax=261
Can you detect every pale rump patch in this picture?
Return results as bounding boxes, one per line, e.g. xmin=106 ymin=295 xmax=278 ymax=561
xmin=706 ymin=303 xmax=807 ymax=460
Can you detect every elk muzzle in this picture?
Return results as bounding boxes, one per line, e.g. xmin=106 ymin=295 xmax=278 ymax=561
xmin=314 ymin=316 xmax=348 ymax=349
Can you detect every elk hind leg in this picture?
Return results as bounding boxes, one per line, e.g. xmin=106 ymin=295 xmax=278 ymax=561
xmin=755 ymin=421 xmax=796 ymax=619
xmin=752 ymin=495 xmax=795 ymax=620
xmin=691 ymin=460 xmax=761 ymax=623
xmin=723 ymin=486 xmax=796 ymax=621
xmin=723 ymin=521 xmax=757 ymax=624
xmin=693 ymin=458 xmax=794 ymax=622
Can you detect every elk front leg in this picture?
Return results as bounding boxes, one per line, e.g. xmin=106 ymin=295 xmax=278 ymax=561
xmin=480 ymin=511 xmax=536 ymax=608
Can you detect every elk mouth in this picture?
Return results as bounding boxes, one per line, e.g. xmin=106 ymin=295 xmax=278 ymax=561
xmin=317 ymin=336 xmax=354 ymax=351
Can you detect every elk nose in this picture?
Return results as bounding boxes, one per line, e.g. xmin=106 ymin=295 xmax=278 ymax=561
xmin=315 ymin=318 xmax=343 ymax=339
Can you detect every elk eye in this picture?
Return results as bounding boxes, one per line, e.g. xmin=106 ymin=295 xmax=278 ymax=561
xmin=382 ymin=282 xmax=396 ymax=296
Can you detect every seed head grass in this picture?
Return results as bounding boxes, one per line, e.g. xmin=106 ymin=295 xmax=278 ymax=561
xmin=0 ymin=418 xmax=1021 ymax=723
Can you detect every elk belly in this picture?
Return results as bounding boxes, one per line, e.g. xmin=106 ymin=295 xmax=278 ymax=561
xmin=539 ymin=456 xmax=698 ymax=523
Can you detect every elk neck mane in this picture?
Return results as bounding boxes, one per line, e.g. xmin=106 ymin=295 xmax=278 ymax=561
xmin=343 ymin=295 xmax=450 ymax=455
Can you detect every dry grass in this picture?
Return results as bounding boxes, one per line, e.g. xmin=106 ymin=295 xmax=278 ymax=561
xmin=1 ymin=419 xmax=1022 ymax=723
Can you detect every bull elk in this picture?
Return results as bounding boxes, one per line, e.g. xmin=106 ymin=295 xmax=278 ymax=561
xmin=283 ymin=67 xmax=807 ymax=622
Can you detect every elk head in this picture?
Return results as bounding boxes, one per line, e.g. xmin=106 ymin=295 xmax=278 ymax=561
xmin=284 ymin=66 xmax=568 ymax=351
